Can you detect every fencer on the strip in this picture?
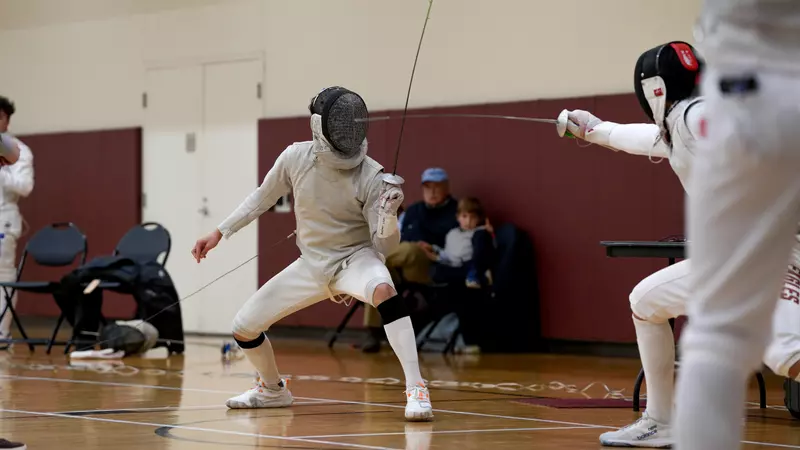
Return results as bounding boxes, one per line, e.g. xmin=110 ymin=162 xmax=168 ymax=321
xmin=564 ymin=40 xmax=800 ymax=448
xmin=191 ymin=86 xmax=433 ymax=422
xmin=0 ymin=96 xmax=33 ymax=347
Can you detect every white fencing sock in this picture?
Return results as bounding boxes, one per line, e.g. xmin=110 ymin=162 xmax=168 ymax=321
xmin=236 ymin=333 xmax=282 ymax=389
xmin=378 ymin=295 xmax=425 ymax=387
xmin=384 ymin=316 xmax=425 ymax=387
xmin=633 ymin=316 xmax=676 ymax=423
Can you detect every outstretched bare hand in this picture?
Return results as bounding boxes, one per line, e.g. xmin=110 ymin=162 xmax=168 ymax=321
xmin=192 ymin=229 xmax=222 ymax=263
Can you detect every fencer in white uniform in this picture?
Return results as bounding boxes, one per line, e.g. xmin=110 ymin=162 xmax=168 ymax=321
xmin=565 ymin=41 xmax=800 ymax=448
xmin=191 ymin=87 xmax=433 ymax=421
xmin=0 ymin=96 xmax=34 ymax=346
xmin=672 ymin=3 xmax=800 ymax=450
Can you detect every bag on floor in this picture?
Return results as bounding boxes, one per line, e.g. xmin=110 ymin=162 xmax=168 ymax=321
xmin=98 ymin=320 xmax=159 ymax=356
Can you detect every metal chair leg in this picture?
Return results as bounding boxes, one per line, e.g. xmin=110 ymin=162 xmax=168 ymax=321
xmin=6 ymin=302 xmax=35 ymax=352
xmin=633 ymin=367 xmax=645 ymax=412
xmin=443 ymin=325 xmax=462 ymax=355
xmin=328 ymin=302 xmax=362 ymax=348
xmin=417 ymin=316 xmax=443 ymax=352
xmin=756 ymin=371 xmax=767 ymax=409
xmin=47 ymin=313 xmax=66 ymax=355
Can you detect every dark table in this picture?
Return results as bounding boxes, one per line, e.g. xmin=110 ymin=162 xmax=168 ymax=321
xmin=600 ymin=240 xmax=685 ymax=263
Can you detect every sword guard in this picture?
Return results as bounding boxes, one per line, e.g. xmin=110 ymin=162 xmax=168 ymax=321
xmin=556 ymin=109 xmax=570 ymax=138
xmin=381 ymin=173 xmax=405 ymax=186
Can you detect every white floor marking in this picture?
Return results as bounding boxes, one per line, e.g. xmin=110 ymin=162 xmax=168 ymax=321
xmin=297 ymin=425 xmax=595 ymax=439
xmin=0 ymin=407 xmax=398 ymax=450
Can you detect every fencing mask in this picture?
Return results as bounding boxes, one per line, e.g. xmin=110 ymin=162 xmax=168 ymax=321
xmin=308 ymin=86 xmax=369 ymax=157
xmin=634 ymin=41 xmax=703 ymax=141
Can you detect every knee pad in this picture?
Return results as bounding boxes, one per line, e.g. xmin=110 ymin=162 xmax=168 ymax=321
xmin=234 ymin=332 xmax=265 ymax=349
xmin=377 ymin=294 xmax=409 ymax=325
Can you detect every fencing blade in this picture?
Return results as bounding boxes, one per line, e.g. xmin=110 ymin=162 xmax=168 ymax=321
xmin=358 ymin=109 xmax=573 ymax=137
xmin=362 ymin=113 xmax=557 ymax=125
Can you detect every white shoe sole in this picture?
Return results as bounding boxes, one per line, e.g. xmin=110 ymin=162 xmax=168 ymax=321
xmin=405 ymin=409 xmax=434 ymax=422
xmin=226 ymin=396 xmax=293 ymax=409
xmin=599 ymin=438 xmax=672 ymax=448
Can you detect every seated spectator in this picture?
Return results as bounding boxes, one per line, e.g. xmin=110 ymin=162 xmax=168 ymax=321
xmin=361 ymin=167 xmax=459 ymax=353
xmin=423 ymin=197 xmax=494 ymax=289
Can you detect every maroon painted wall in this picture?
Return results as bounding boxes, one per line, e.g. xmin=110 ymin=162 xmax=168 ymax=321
xmin=258 ymin=93 xmax=685 ymax=344
xmin=15 ymin=128 xmax=142 ymax=319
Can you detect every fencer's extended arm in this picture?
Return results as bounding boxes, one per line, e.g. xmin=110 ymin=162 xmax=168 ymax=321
xmin=364 ymin=174 xmax=402 ymax=256
xmin=0 ymin=141 xmax=33 ymax=197
xmin=217 ymin=146 xmax=292 ymax=239
xmin=566 ymin=110 xmax=670 ymax=159
xmin=588 ymin=122 xmax=670 ymax=158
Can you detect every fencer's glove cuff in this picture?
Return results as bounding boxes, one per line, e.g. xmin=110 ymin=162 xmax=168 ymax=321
xmin=376 ymin=185 xmax=403 ymax=239
xmin=584 ymin=121 xmax=619 ymax=148
xmin=376 ymin=212 xmax=398 ymax=239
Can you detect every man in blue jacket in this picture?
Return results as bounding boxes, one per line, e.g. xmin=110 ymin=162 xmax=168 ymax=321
xmin=361 ymin=167 xmax=459 ymax=352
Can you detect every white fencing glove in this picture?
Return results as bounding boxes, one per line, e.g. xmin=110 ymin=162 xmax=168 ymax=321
xmin=376 ymin=175 xmax=404 ymax=239
xmin=566 ymin=110 xmax=617 ymax=148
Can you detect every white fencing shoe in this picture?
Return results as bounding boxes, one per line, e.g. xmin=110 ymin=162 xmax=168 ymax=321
xmin=405 ymin=383 xmax=434 ymax=421
xmin=226 ymin=378 xmax=293 ymax=409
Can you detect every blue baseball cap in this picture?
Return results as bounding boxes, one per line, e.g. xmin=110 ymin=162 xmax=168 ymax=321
xmin=421 ymin=167 xmax=448 ymax=184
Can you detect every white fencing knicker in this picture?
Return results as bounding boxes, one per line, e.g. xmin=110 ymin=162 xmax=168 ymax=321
xmin=0 ymin=204 xmax=23 ymax=338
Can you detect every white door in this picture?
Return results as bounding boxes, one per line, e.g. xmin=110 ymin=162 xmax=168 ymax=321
xmin=142 ymin=66 xmax=206 ymax=333
xmin=197 ymin=59 xmax=263 ymax=334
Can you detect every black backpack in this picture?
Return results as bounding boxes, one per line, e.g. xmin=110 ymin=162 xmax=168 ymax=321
xmin=57 ymin=255 xmax=184 ymax=354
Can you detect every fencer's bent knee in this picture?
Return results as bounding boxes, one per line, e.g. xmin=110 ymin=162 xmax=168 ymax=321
xmin=232 ymin=313 xmax=269 ymax=341
xmin=371 ymin=283 xmax=396 ymax=306
xmin=366 ymin=276 xmax=394 ymax=305
xmin=629 ymin=288 xmax=669 ymax=324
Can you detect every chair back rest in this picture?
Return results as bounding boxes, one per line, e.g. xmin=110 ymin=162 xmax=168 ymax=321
xmin=113 ymin=222 xmax=171 ymax=265
xmin=24 ymin=222 xmax=88 ymax=267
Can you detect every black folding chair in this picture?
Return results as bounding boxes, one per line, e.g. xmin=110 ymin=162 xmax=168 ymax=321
xmin=63 ymin=222 xmax=171 ymax=353
xmin=0 ymin=222 xmax=87 ymax=353
xmin=113 ymin=222 xmax=171 ymax=266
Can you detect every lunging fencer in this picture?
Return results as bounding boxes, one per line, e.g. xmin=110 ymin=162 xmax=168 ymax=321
xmin=564 ymin=41 xmax=800 ymax=448
xmin=191 ymin=86 xmax=433 ymax=421
xmin=0 ymin=96 xmax=33 ymax=347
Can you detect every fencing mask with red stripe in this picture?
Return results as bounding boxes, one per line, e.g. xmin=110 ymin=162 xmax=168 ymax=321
xmin=634 ymin=41 xmax=703 ymax=142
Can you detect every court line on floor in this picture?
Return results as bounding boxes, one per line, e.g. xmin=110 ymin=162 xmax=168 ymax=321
xmin=292 ymin=394 xmax=614 ymax=429
xmin=0 ymin=408 xmax=399 ymax=450
xmin=741 ymin=442 xmax=800 ymax=449
xmin=0 ymin=374 xmax=612 ymax=429
xmin=296 ymin=425 xmax=595 ymax=439
xmin=4 ymin=374 xmax=799 ymax=448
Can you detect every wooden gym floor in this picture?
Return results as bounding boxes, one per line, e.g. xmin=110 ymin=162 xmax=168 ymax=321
xmin=0 ymin=336 xmax=798 ymax=449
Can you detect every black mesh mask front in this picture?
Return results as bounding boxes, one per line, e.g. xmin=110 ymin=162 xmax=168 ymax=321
xmin=309 ymin=87 xmax=369 ymax=157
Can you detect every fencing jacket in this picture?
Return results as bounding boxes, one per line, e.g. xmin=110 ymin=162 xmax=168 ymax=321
xmin=598 ymin=98 xmax=703 ymax=194
xmin=218 ymin=118 xmax=399 ymax=285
